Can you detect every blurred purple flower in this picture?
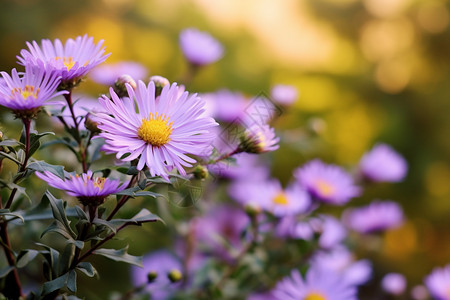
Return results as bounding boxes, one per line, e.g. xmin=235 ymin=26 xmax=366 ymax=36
xmin=270 ymin=84 xmax=298 ymax=105
xmin=311 ymin=247 xmax=372 ymax=286
xmin=179 ymin=28 xmax=224 ymax=66
xmin=318 ymin=215 xmax=347 ymax=249
xmin=0 ymin=63 xmax=66 ymax=113
xmin=18 ymin=34 xmax=110 ymax=83
xmin=294 ymin=159 xmax=361 ymax=205
xmin=273 ymin=267 xmax=357 ymax=300
xmin=343 ymin=200 xmax=404 ymax=234
xmin=202 ymin=90 xmax=248 ymax=122
xmin=382 ymin=273 xmax=407 ymax=295
xmin=208 ymin=152 xmax=270 ymax=180
xmin=411 ymin=285 xmax=429 ymax=300
xmin=93 ymin=81 xmax=217 ymax=180
xmin=131 ymin=250 xmax=183 ymax=300
xmin=425 ymin=265 xmax=450 ymax=300
xmin=359 ymin=143 xmax=408 ymax=182
xmin=88 ymin=61 xmax=148 ymax=86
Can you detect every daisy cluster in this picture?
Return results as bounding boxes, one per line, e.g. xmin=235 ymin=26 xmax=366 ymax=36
xmin=0 ymin=29 xmax=440 ymax=300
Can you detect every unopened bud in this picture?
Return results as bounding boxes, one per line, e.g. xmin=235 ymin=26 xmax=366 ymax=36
xmin=168 ymin=269 xmax=183 ymax=283
xmin=84 ymin=113 xmax=101 ymax=135
xmin=244 ymin=203 xmax=261 ymax=218
xmin=147 ymin=271 xmax=158 ymax=282
xmin=238 ymin=124 xmax=279 ymax=154
xmin=114 ymin=74 xmax=136 ymax=98
xmin=149 ymin=75 xmax=170 ymax=97
xmin=193 ymin=165 xmax=208 ymax=180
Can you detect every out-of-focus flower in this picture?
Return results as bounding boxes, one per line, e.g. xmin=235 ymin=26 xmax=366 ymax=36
xmin=425 ymin=265 xmax=450 ymax=300
xmin=94 ymin=81 xmax=218 ymax=181
xmin=17 ymin=34 xmax=110 ymax=85
xmin=193 ymin=204 xmax=249 ymax=261
xmin=382 ymin=273 xmax=407 ymax=295
xmin=273 ymin=267 xmax=357 ymax=300
xmin=131 ymin=250 xmax=183 ymax=300
xmin=229 ymin=179 xmax=310 ymax=217
xmin=411 ymin=285 xmax=429 ymax=300
xmin=318 ymin=215 xmax=347 ymax=249
xmin=294 ymin=159 xmax=361 ymax=205
xmin=150 ymin=75 xmax=170 ymax=97
xmin=208 ymin=152 xmax=270 ymax=180
xmin=270 ymin=84 xmax=298 ymax=105
xmin=89 ymin=61 xmax=148 ymax=86
xmin=343 ymin=200 xmax=404 ymax=234
xmin=179 ymin=28 xmax=224 ymax=66
xmin=113 ymin=74 xmax=137 ymax=97
xmin=0 ymin=64 xmax=66 ymax=118
xmin=201 ymin=90 xmax=248 ymax=122
xmin=359 ymin=143 xmax=408 ymax=182
xmin=238 ymin=124 xmax=280 ymax=154
xmin=311 ymin=247 xmax=372 ymax=286
xmin=35 ymin=170 xmax=127 ymax=206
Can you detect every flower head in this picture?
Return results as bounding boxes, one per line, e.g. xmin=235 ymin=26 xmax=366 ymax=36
xmin=0 ymin=63 xmax=65 ymax=118
xmin=94 ymin=81 xmax=217 ymax=180
xmin=179 ymin=28 xmax=224 ymax=66
xmin=294 ymin=159 xmax=361 ymax=205
xmin=343 ymin=200 xmax=404 ymax=234
xmin=88 ymin=61 xmax=148 ymax=86
xmin=239 ymin=124 xmax=280 ymax=154
xmin=36 ymin=170 xmax=127 ymax=206
xmin=273 ymin=267 xmax=358 ymax=300
xmin=17 ymin=34 xmax=110 ymax=85
xmin=271 ymin=84 xmax=298 ymax=105
xmin=425 ymin=265 xmax=450 ymax=300
xmin=359 ymin=143 xmax=408 ymax=182
xmin=382 ymin=273 xmax=407 ymax=295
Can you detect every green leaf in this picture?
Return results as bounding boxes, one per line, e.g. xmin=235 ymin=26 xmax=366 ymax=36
xmin=93 ymin=246 xmax=143 ymax=267
xmin=0 ymin=266 xmax=14 ymax=277
xmin=116 ymin=166 xmax=139 ymax=175
xmin=27 ymin=161 xmax=66 ymax=179
xmin=66 ymin=239 xmax=84 ymax=250
xmin=67 ymin=270 xmax=77 ymax=292
xmin=0 ymin=209 xmax=24 ymax=223
xmin=41 ymin=221 xmax=75 ymax=240
xmin=42 ymin=272 xmax=69 ymax=295
xmin=114 ymin=186 xmax=163 ymax=199
xmin=0 ymin=151 xmax=20 ymax=165
xmin=16 ymin=249 xmax=39 ymax=268
xmin=74 ymin=206 xmax=88 ymax=221
xmin=58 ymin=243 xmax=75 ymax=276
xmin=28 ymin=132 xmax=55 ymax=157
xmin=36 ymin=243 xmax=60 ymax=277
xmin=109 ymin=208 xmax=163 ymax=228
xmin=0 ymin=139 xmax=23 ymax=147
xmin=76 ymin=262 xmax=98 ymax=278
xmin=45 ymin=191 xmax=76 ymax=239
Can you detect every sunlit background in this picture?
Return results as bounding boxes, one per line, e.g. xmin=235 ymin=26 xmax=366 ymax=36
xmin=2 ymin=0 xmax=450 ymax=298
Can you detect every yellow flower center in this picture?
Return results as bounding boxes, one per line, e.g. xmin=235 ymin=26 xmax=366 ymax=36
xmin=304 ymin=292 xmax=327 ymax=300
xmin=315 ymin=180 xmax=335 ymax=197
xmin=93 ymin=177 xmax=106 ymax=191
xmin=273 ymin=192 xmax=289 ymax=206
xmin=55 ymin=56 xmax=76 ymax=70
xmin=138 ymin=112 xmax=174 ymax=147
xmin=12 ymin=85 xmax=39 ymax=99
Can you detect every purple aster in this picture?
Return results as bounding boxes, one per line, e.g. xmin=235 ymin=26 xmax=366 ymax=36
xmin=88 ymin=61 xmax=148 ymax=86
xmin=318 ymin=215 xmax=347 ymax=249
xmin=35 ymin=170 xmax=128 ymax=206
xmin=17 ymin=34 xmax=110 ymax=84
xmin=179 ymin=28 xmax=224 ymax=66
xmin=382 ymin=273 xmax=407 ymax=295
xmin=94 ymin=81 xmax=218 ymax=181
xmin=411 ymin=285 xmax=429 ymax=300
xmin=425 ymin=265 xmax=450 ymax=300
xmin=294 ymin=159 xmax=361 ymax=205
xmin=273 ymin=267 xmax=357 ymax=300
xmin=0 ymin=63 xmax=66 ymax=117
xmin=311 ymin=247 xmax=372 ymax=286
xmin=208 ymin=152 xmax=270 ymax=180
xmin=359 ymin=143 xmax=408 ymax=182
xmin=270 ymin=84 xmax=298 ymax=105
xmin=131 ymin=250 xmax=183 ymax=300
xmin=238 ymin=124 xmax=280 ymax=154
xmin=343 ymin=200 xmax=403 ymax=234
xmin=201 ymin=90 xmax=248 ymax=123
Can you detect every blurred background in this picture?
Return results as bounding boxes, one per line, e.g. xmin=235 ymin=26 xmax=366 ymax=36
xmin=1 ymin=0 xmax=450 ymax=298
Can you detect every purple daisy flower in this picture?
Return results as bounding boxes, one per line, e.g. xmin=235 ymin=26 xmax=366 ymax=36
xmin=425 ymin=265 xmax=450 ymax=300
xmin=270 ymin=84 xmax=298 ymax=105
xmin=179 ymin=28 xmax=224 ymax=66
xmin=35 ymin=170 xmax=128 ymax=206
xmin=239 ymin=124 xmax=280 ymax=154
xmin=273 ymin=267 xmax=357 ymax=300
xmin=382 ymin=273 xmax=407 ymax=295
xmin=94 ymin=81 xmax=217 ymax=181
xmin=17 ymin=34 xmax=110 ymax=84
xmin=318 ymin=215 xmax=347 ymax=249
xmin=201 ymin=90 xmax=248 ymax=123
xmin=0 ymin=63 xmax=65 ymax=116
xmin=294 ymin=159 xmax=361 ymax=205
xmin=343 ymin=200 xmax=403 ymax=234
xmin=131 ymin=250 xmax=183 ymax=300
xmin=359 ymin=143 xmax=408 ymax=182
xmin=88 ymin=61 xmax=148 ymax=86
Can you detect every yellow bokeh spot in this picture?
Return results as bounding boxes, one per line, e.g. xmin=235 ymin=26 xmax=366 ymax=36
xmin=273 ymin=192 xmax=289 ymax=206
xmin=383 ymin=222 xmax=417 ymax=260
xmin=12 ymin=85 xmax=39 ymax=99
xmin=305 ymin=292 xmax=327 ymax=300
xmin=425 ymin=162 xmax=450 ymax=197
xmin=138 ymin=112 xmax=174 ymax=147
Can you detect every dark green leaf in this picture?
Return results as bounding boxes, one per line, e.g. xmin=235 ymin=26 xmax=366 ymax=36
xmin=74 ymin=206 xmax=88 ymax=221
xmin=0 ymin=151 xmax=20 ymax=165
xmin=76 ymin=262 xmax=98 ymax=278
xmin=42 ymin=272 xmax=69 ymax=295
xmin=0 ymin=139 xmax=23 ymax=147
xmin=45 ymin=191 xmax=76 ymax=239
xmin=16 ymin=250 xmax=39 ymax=268
xmin=27 ymin=161 xmax=66 ymax=179
xmin=66 ymin=239 xmax=84 ymax=250
xmin=0 ymin=209 xmax=24 ymax=223
xmin=93 ymin=246 xmax=143 ymax=267
xmin=36 ymin=243 xmax=60 ymax=277
xmin=0 ymin=266 xmax=14 ymax=277
xmin=58 ymin=244 xmax=75 ymax=276
xmin=67 ymin=270 xmax=77 ymax=292
xmin=41 ymin=221 xmax=74 ymax=240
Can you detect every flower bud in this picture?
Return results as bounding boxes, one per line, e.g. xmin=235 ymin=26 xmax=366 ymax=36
xmin=0 ymin=130 xmax=3 ymax=142
xmin=193 ymin=165 xmax=209 ymax=180
xmin=147 ymin=271 xmax=158 ymax=283
xmin=244 ymin=203 xmax=261 ymax=218
xmin=168 ymin=269 xmax=183 ymax=283
xmin=238 ymin=124 xmax=279 ymax=154
xmin=85 ymin=113 xmax=101 ymax=135
xmin=114 ymin=74 xmax=136 ymax=98
xmin=149 ymin=75 xmax=170 ymax=97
